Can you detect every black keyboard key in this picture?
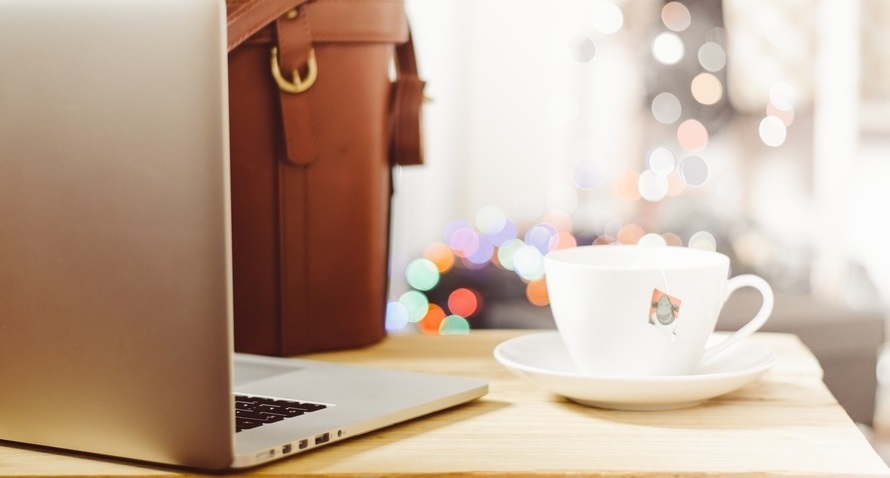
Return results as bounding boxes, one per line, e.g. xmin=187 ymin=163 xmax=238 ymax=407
xmin=235 ymin=409 xmax=263 ymax=420
xmin=257 ymin=404 xmax=287 ymax=414
xmin=257 ymin=404 xmax=307 ymax=418
xmin=288 ymin=402 xmax=327 ymax=412
xmin=235 ymin=409 xmax=275 ymax=421
xmin=236 ymin=418 xmax=264 ymax=431
xmin=234 ymin=394 xmax=327 ymax=433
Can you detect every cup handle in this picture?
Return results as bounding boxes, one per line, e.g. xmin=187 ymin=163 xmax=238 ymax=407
xmin=699 ymin=274 xmax=774 ymax=364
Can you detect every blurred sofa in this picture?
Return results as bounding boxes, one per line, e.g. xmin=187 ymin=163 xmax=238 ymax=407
xmin=717 ymin=288 xmax=884 ymax=425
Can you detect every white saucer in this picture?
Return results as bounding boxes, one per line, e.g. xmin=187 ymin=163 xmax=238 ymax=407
xmin=493 ymin=331 xmax=777 ymax=411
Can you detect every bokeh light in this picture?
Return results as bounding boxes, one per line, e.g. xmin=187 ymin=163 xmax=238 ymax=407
xmin=677 ymin=119 xmax=708 ymax=151
xmin=552 ymin=231 xmax=578 ymax=250
xmin=698 ymin=42 xmax=726 ymax=72
xmin=663 ymin=232 xmax=684 ymax=246
xmin=651 ymin=92 xmax=682 ymax=124
xmin=385 ymin=300 xmax=409 ymax=331
xmin=486 ymin=218 xmax=517 ymax=247
xmin=767 ymin=102 xmax=795 ymax=127
xmin=497 ymin=238 xmax=525 ymax=271
xmin=513 ymin=245 xmax=545 ymax=281
xmin=667 ymin=172 xmax=686 ymax=196
xmin=439 ymin=315 xmax=470 ymax=335
xmin=679 ymin=155 xmax=709 ymax=186
xmin=661 ymin=2 xmax=691 ymax=32
xmin=444 ymin=219 xmax=472 ymax=240
xmin=445 ymin=220 xmax=476 ymax=257
xmin=593 ymin=235 xmax=616 ymax=245
xmin=464 ymin=234 xmax=495 ymax=265
xmin=476 ymin=205 xmax=507 ymax=236
xmin=733 ymin=231 xmax=775 ymax=271
xmin=616 ymin=170 xmax=642 ymax=201
xmin=617 ymin=223 xmax=646 ymax=244
xmin=570 ymin=35 xmax=596 ymax=63
xmin=590 ymin=0 xmax=624 ymax=34
xmin=423 ymin=241 xmax=455 ymax=273
xmin=524 ymin=223 xmax=558 ymax=255
xmin=768 ymin=81 xmax=797 ymax=112
xmin=448 ymin=288 xmax=480 ymax=317
xmin=690 ymin=73 xmax=723 ymax=105
xmin=399 ymin=290 xmax=429 ymax=323
xmin=759 ymin=116 xmax=787 ymax=147
xmin=652 ymin=32 xmax=684 ymax=65
xmin=572 ymin=159 xmax=604 ymax=189
xmin=689 ymin=231 xmax=717 ymax=251
xmin=648 ymin=147 xmax=677 ymax=176
xmin=448 ymin=226 xmax=479 ymax=258
xmin=638 ymin=169 xmax=669 ymax=202
xmin=526 ymin=278 xmax=549 ymax=306
xmin=638 ymin=233 xmax=667 ymax=247
xmin=405 ymin=258 xmax=440 ymax=291
xmin=417 ymin=304 xmax=446 ymax=336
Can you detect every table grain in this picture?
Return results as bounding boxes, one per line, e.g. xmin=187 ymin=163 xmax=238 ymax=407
xmin=1 ymin=330 xmax=887 ymax=477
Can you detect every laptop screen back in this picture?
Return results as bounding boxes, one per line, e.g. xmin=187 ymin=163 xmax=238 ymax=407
xmin=0 ymin=0 xmax=236 ymax=469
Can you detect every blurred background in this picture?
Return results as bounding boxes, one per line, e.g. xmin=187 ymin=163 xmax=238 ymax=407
xmin=383 ymin=0 xmax=890 ymax=458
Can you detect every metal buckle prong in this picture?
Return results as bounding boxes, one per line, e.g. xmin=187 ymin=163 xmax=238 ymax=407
xmin=270 ymin=47 xmax=317 ymax=94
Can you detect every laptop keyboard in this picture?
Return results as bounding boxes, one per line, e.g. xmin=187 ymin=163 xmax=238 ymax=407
xmin=235 ymin=394 xmax=327 ymax=433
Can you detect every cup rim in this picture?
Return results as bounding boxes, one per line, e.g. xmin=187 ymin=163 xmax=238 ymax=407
xmin=544 ymin=244 xmax=729 ymax=270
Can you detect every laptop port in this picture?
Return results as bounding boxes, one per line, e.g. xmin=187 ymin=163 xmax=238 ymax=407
xmin=314 ymin=432 xmax=330 ymax=445
xmin=282 ymin=444 xmax=293 ymax=455
xmin=298 ymin=439 xmax=309 ymax=450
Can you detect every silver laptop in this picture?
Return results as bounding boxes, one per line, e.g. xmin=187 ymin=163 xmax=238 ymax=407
xmin=0 ymin=0 xmax=486 ymax=470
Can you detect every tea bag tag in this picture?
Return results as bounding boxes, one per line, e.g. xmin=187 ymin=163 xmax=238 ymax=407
xmin=649 ymin=288 xmax=682 ymax=340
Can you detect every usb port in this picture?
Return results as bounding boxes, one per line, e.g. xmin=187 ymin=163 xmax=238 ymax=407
xmin=282 ymin=444 xmax=293 ymax=455
xmin=314 ymin=432 xmax=330 ymax=445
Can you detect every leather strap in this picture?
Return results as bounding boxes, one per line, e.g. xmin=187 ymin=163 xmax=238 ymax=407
xmin=389 ymin=31 xmax=424 ymax=166
xmin=301 ymin=1 xmax=408 ymax=42
xmin=275 ymin=10 xmax=317 ymax=165
xmin=227 ymin=0 xmax=311 ymax=52
xmin=229 ymin=0 xmax=407 ymax=49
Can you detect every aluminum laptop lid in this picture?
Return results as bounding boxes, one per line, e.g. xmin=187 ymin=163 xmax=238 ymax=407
xmin=0 ymin=0 xmax=489 ymax=471
xmin=0 ymin=0 xmax=236 ymax=470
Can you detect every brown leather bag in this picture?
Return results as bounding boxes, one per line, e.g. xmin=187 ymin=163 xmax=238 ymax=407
xmin=226 ymin=0 xmax=423 ymax=356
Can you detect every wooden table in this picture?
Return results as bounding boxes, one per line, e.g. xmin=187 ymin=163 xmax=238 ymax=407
xmin=2 ymin=330 xmax=888 ymax=477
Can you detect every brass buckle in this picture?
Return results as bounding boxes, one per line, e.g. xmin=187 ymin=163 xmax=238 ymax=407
xmin=270 ymin=47 xmax=317 ymax=94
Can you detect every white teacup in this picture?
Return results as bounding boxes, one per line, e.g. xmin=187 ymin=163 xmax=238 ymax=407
xmin=544 ymin=245 xmax=773 ymax=377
